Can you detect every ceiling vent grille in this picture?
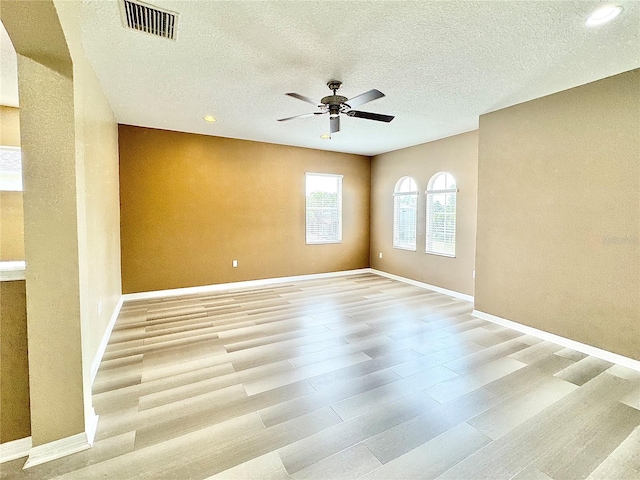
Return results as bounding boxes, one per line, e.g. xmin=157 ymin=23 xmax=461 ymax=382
xmin=121 ymin=0 xmax=178 ymax=40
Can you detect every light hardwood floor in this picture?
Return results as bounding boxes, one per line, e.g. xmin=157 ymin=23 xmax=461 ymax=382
xmin=3 ymin=273 xmax=640 ymax=479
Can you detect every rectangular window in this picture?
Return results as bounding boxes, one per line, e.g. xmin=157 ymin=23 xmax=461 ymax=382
xmin=305 ymin=173 xmax=342 ymax=244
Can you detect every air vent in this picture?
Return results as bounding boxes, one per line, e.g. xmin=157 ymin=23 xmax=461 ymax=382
xmin=121 ymin=0 xmax=178 ymax=40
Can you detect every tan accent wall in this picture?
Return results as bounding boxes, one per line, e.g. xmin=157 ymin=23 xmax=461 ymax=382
xmin=0 ymin=106 xmax=25 ymax=261
xmin=0 ymin=192 xmax=24 ymax=261
xmin=0 ymin=106 xmax=21 ymax=146
xmin=119 ymin=125 xmax=370 ymax=293
xmin=370 ymin=131 xmax=478 ymax=296
xmin=475 ymin=69 xmax=640 ymax=361
xmin=0 ymin=280 xmax=30 ymax=443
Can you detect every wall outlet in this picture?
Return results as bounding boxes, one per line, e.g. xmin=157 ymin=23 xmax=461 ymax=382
xmin=472 ymin=270 xmax=476 ymax=278
xmin=379 ymin=252 xmax=383 ymax=259
xmin=232 ymin=260 xmax=238 ymax=268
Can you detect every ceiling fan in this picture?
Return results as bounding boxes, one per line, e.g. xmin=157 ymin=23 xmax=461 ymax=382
xmin=277 ymin=80 xmax=394 ymax=135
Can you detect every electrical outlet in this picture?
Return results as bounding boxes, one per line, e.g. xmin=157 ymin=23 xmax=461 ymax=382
xmin=472 ymin=270 xmax=476 ymax=278
xmin=232 ymin=260 xmax=238 ymax=268
xmin=379 ymin=252 xmax=383 ymax=259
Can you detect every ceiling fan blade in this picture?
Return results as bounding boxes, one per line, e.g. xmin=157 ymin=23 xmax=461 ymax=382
xmin=285 ymin=92 xmax=321 ymax=106
xmin=347 ymin=110 xmax=394 ymax=123
xmin=330 ymin=115 xmax=340 ymax=134
xmin=277 ymin=112 xmax=325 ymax=122
xmin=346 ymin=89 xmax=385 ymax=108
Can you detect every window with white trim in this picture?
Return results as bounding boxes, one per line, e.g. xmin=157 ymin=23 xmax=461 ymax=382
xmin=305 ymin=173 xmax=342 ymax=244
xmin=426 ymin=172 xmax=457 ymax=257
xmin=393 ymin=176 xmax=418 ymax=251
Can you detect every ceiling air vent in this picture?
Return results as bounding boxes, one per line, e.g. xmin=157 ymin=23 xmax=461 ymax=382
xmin=120 ymin=0 xmax=178 ymax=40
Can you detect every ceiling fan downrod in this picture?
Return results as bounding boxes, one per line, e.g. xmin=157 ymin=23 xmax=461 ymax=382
xmin=321 ymin=80 xmax=349 ymax=112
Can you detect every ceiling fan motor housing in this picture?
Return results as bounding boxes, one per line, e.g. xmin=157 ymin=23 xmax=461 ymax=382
xmin=321 ymin=95 xmax=349 ymax=106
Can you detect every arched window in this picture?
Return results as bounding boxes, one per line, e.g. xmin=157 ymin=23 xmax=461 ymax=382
xmin=393 ymin=176 xmax=418 ymax=250
xmin=426 ymin=172 xmax=457 ymax=256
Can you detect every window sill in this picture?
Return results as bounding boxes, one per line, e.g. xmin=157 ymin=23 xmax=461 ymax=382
xmin=425 ymin=252 xmax=456 ymax=258
xmin=393 ymin=246 xmax=417 ymax=252
xmin=0 ymin=261 xmax=26 ymax=281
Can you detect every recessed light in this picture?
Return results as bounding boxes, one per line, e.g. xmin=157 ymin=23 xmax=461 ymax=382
xmin=586 ymin=5 xmax=623 ymax=26
xmin=320 ymin=134 xmax=331 ymax=139
xmin=203 ymin=115 xmax=217 ymax=123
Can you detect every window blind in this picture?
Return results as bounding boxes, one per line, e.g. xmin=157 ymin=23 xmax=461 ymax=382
xmin=393 ymin=176 xmax=418 ymax=251
xmin=393 ymin=193 xmax=417 ymax=250
xmin=426 ymin=172 xmax=457 ymax=256
xmin=305 ymin=173 xmax=342 ymax=244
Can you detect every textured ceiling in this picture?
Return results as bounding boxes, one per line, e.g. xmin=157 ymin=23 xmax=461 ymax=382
xmin=4 ymin=1 xmax=640 ymax=155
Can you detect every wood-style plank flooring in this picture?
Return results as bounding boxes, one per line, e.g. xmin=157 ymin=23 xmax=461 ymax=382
xmin=3 ymin=273 xmax=640 ymax=479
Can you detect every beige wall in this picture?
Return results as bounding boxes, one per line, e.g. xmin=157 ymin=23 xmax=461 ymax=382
xmin=0 ymin=280 xmax=30 ymax=443
xmin=3 ymin=0 xmax=85 ymax=446
xmin=55 ymin=0 xmax=123 ymax=411
xmin=119 ymin=125 xmax=370 ymax=293
xmin=1 ymin=0 xmax=122 ymax=447
xmin=370 ymin=131 xmax=478 ymax=296
xmin=475 ymin=69 xmax=640 ymax=361
xmin=16 ymin=52 xmax=86 ymax=446
xmin=74 ymin=56 xmax=122 ymax=376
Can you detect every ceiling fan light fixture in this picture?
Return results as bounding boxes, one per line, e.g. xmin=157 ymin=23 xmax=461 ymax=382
xmin=586 ymin=5 xmax=622 ymax=26
xmin=203 ymin=115 xmax=217 ymax=123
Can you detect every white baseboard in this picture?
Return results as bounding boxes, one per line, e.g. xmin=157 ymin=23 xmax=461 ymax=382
xmin=85 ymin=408 xmax=99 ymax=447
xmin=472 ymin=309 xmax=640 ymax=372
xmin=122 ymin=268 xmax=372 ymax=301
xmin=23 ymin=432 xmax=90 ymax=469
xmin=370 ymin=269 xmax=474 ymax=303
xmin=0 ymin=436 xmax=31 ymax=463
xmin=3 ymin=418 xmax=98 ymax=468
xmin=91 ymin=296 xmax=124 ymax=384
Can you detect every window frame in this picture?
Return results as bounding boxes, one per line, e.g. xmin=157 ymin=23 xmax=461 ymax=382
xmin=305 ymin=172 xmax=343 ymax=245
xmin=425 ymin=172 xmax=457 ymax=257
xmin=392 ymin=176 xmax=419 ymax=251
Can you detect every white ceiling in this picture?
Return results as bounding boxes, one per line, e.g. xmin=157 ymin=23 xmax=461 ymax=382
xmin=3 ymin=1 xmax=640 ymax=156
